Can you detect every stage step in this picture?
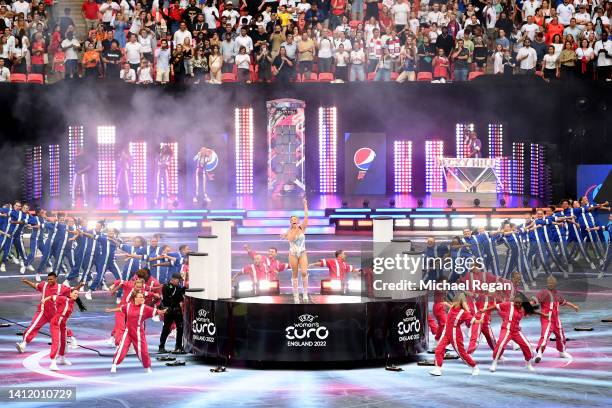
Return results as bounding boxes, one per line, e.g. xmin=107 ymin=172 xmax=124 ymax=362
xmin=237 ymin=226 xmax=336 ymax=235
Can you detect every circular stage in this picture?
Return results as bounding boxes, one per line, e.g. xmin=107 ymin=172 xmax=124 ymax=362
xmin=183 ymin=293 xmax=428 ymax=364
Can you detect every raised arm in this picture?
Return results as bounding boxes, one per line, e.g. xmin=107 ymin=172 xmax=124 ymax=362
xmin=301 ymin=198 xmax=308 ymax=230
xmin=21 ymin=278 xmax=38 ymax=290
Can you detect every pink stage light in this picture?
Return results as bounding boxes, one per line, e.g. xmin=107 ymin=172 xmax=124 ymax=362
xmin=488 ymin=123 xmax=510 ymax=193
xmin=235 ymin=108 xmax=254 ymax=194
xmin=68 ymin=125 xmax=84 ymax=199
xmin=318 ymin=107 xmax=337 ymax=193
xmin=97 ymin=126 xmax=116 ymax=196
xmin=425 ymin=140 xmax=444 ymax=192
xmin=455 ymin=123 xmax=474 ymax=158
xmin=129 ymin=142 xmax=147 ymax=195
xmin=512 ymin=142 xmax=525 ymax=195
xmin=530 ymin=143 xmax=545 ymax=198
xmin=48 ymin=144 xmax=60 ymax=198
xmin=393 ymin=140 xmax=412 ymax=193
xmin=24 ymin=146 xmax=43 ymax=201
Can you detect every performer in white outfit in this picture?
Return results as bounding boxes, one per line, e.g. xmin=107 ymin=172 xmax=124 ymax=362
xmin=282 ymin=198 xmax=309 ymax=303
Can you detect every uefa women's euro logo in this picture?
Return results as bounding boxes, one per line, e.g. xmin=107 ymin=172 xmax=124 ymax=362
xmin=353 ymin=148 xmax=376 ymax=180
xmin=285 ymin=314 xmax=329 ymax=348
xmin=192 ymin=308 xmax=216 ymax=343
xmin=397 ymin=308 xmax=421 ymax=342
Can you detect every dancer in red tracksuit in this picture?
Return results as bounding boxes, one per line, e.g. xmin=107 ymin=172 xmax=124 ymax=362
xmin=108 ymin=278 xmax=160 ymax=346
xmin=430 ymin=293 xmax=482 ymax=376
xmin=244 ymin=245 xmax=288 ymax=276
xmin=16 ymin=273 xmax=82 ymax=353
xmin=534 ymin=275 xmax=579 ymax=363
xmin=461 ymin=268 xmax=498 ymax=354
xmin=430 ymin=283 xmax=449 ymax=346
xmin=106 ymin=291 xmax=165 ymax=374
xmin=43 ymin=288 xmax=86 ymax=370
xmin=487 ymin=293 xmax=541 ymax=372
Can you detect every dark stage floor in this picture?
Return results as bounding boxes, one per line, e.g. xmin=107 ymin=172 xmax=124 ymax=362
xmin=1 ymin=233 xmax=611 ymax=408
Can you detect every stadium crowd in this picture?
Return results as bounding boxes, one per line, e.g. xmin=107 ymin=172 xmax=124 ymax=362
xmin=0 ymin=0 xmax=610 ymax=84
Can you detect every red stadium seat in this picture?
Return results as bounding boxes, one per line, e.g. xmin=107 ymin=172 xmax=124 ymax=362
xmin=367 ymin=72 xmax=376 ymax=81
xmin=416 ymin=72 xmax=432 ymax=81
xmin=27 ymin=73 xmax=44 ymax=84
xmin=301 ymin=72 xmax=317 ymax=82
xmin=391 ymin=72 xmax=399 ymax=81
xmin=468 ymin=71 xmax=484 ymax=81
xmin=318 ymin=72 xmax=334 ymax=82
xmin=349 ymin=20 xmax=361 ymax=29
xmin=221 ymin=72 xmax=237 ymax=82
xmin=10 ymin=73 xmax=27 ymax=83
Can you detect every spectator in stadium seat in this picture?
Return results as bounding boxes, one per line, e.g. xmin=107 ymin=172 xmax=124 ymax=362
xmin=82 ymin=42 xmax=101 ymax=78
xmin=272 ymin=45 xmax=294 ymax=83
xmin=334 ymin=43 xmax=349 ymax=81
xmin=318 ymin=28 xmax=333 ymax=73
xmin=221 ymin=33 xmax=236 ymax=73
xmin=594 ymin=31 xmax=611 ymax=81
xmin=516 ymin=38 xmax=538 ymax=74
xmin=61 ymin=30 xmax=80 ymax=80
xmin=558 ymin=40 xmax=577 ymax=79
xmin=556 ymin=0 xmax=575 ymax=27
xmin=81 ymin=0 xmax=99 ymax=33
xmin=473 ymin=36 xmax=487 ymax=72
xmin=234 ymin=27 xmax=254 ymax=55
xmin=297 ymin=32 xmax=315 ymax=75
xmin=125 ymin=34 xmax=143 ymax=72
xmin=564 ymin=18 xmax=583 ymax=43
xmin=433 ymin=48 xmax=450 ymax=79
xmin=120 ymin=62 xmax=136 ymax=83
xmin=417 ymin=36 xmax=434 ymax=73
xmin=171 ymin=44 xmax=186 ymax=84
xmin=542 ymin=45 xmax=560 ymax=80
xmin=235 ymin=46 xmax=251 ymax=83
xmin=0 ymin=58 xmax=10 ymax=82
xmin=137 ymin=59 xmax=154 ymax=84
xmin=209 ymin=44 xmax=223 ymax=84
xmin=99 ymin=0 xmax=120 ymax=31
xmin=269 ymin=24 xmax=286 ymax=58
xmin=203 ymin=1 xmax=220 ymax=31
xmin=396 ymin=42 xmax=417 ymax=82
xmin=532 ymin=32 xmax=548 ymax=69
xmin=154 ymin=39 xmax=171 ymax=84
xmin=374 ymin=46 xmax=392 ymax=81
xmin=102 ymin=40 xmax=122 ymax=80
xmin=183 ymin=38 xmax=194 ymax=77
xmin=173 ymin=22 xmax=193 ymax=50
xmin=30 ymin=33 xmax=46 ymax=75
xmin=576 ymin=38 xmax=595 ymax=80
xmin=451 ymin=38 xmax=469 ymax=81
xmin=256 ymin=42 xmax=273 ymax=83
xmin=111 ymin=13 xmax=128 ymax=49
xmin=365 ymin=0 xmax=379 ymax=20
xmin=349 ymin=40 xmax=366 ymax=81
xmin=436 ymin=26 xmax=454 ymax=58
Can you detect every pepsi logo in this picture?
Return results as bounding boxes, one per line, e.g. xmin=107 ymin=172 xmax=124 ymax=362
xmin=354 ymin=148 xmax=376 ymax=171
xmin=206 ymin=150 xmax=219 ymax=172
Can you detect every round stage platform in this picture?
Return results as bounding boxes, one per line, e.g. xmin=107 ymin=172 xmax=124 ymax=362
xmin=183 ymin=293 xmax=428 ymax=364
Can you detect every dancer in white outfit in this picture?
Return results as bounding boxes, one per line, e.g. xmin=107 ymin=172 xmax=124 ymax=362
xmin=282 ymin=198 xmax=309 ymax=303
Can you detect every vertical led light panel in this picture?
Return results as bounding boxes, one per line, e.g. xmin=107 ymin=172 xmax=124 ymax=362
xmin=235 ymin=107 xmax=254 ymax=194
xmin=393 ymin=140 xmax=412 ymax=193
